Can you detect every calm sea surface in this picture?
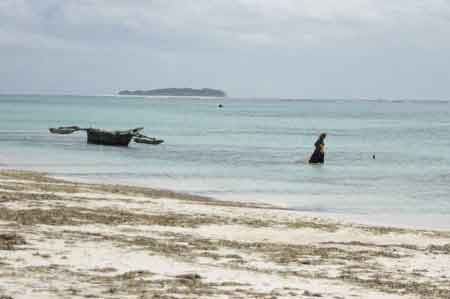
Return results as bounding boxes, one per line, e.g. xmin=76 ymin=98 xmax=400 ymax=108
xmin=1 ymin=95 xmax=449 ymax=224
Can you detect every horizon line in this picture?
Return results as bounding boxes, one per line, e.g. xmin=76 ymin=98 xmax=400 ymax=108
xmin=0 ymin=92 xmax=449 ymax=102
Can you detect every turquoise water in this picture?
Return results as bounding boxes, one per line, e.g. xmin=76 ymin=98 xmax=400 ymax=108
xmin=1 ymin=95 xmax=450 ymax=217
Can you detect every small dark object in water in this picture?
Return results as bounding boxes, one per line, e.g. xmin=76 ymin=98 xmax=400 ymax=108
xmin=309 ymin=133 xmax=326 ymax=164
xmin=218 ymin=104 xmax=223 ymax=108
xmin=134 ymin=137 xmax=164 ymax=145
xmin=372 ymin=154 xmax=376 ymax=159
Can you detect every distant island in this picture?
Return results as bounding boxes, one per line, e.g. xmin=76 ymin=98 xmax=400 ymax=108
xmin=118 ymin=88 xmax=226 ymax=97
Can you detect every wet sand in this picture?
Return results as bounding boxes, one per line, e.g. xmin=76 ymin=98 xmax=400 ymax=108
xmin=0 ymin=169 xmax=449 ymax=299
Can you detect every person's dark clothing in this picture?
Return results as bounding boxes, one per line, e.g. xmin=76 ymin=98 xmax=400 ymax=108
xmin=309 ymin=138 xmax=325 ymax=164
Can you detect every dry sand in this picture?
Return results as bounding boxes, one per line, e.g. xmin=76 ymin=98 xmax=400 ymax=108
xmin=0 ymin=169 xmax=449 ymax=299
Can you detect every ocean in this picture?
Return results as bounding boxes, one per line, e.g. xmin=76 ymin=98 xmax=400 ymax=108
xmin=1 ymin=95 xmax=449 ymax=226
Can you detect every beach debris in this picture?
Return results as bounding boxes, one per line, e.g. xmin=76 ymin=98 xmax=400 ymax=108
xmin=67 ymin=287 xmax=79 ymax=295
xmin=175 ymin=273 xmax=203 ymax=286
xmin=175 ymin=273 xmax=202 ymax=280
xmin=49 ymin=126 xmax=163 ymax=146
xmin=91 ymin=267 xmax=117 ymax=273
xmin=2 ymin=170 xmax=450 ymax=299
xmin=0 ymin=233 xmax=26 ymax=250
xmin=117 ymin=270 xmax=153 ymax=280
xmin=427 ymin=243 xmax=450 ymax=254
xmin=303 ymin=290 xmax=323 ymax=297
xmin=32 ymin=252 xmax=51 ymax=259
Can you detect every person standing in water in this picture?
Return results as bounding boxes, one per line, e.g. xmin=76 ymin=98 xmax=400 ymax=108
xmin=309 ymin=133 xmax=327 ymax=164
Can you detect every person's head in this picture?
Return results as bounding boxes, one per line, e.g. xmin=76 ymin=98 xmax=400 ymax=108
xmin=320 ymin=132 xmax=327 ymax=139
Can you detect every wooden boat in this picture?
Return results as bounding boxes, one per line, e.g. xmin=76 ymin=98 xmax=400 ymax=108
xmin=133 ymin=137 xmax=164 ymax=145
xmin=49 ymin=126 xmax=162 ymax=147
xmin=49 ymin=126 xmax=80 ymax=134
xmin=86 ymin=128 xmax=143 ymax=146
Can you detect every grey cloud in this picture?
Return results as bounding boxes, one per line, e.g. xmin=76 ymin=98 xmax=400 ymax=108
xmin=1 ymin=0 xmax=450 ymax=98
xmin=3 ymin=0 xmax=449 ymax=49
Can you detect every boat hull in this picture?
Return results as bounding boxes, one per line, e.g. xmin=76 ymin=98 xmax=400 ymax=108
xmin=86 ymin=129 xmax=134 ymax=146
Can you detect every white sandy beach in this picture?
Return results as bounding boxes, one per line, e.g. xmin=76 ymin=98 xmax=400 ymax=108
xmin=1 ymin=170 xmax=449 ymax=299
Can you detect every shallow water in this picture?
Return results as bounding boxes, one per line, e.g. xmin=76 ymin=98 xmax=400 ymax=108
xmin=1 ymin=95 xmax=449 ymax=219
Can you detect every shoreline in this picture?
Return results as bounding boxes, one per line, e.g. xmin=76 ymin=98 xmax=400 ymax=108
xmin=2 ymin=166 xmax=450 ymax=231
xmin=1 ymin=169 xmax=450 ymax=298
xmin=37 ymin=171 xmax=450 ymax=231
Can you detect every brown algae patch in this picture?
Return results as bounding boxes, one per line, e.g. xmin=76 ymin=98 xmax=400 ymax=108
xmin=0 ymin=233 xmax=26 ymax=250
xmin=12 ymin=182 xmax=83 ymax=194
xmin=0 ymin=206 xmax=221 ymax=227
xmin=89 ymin=229 xmax=408 ymax=266
xmin=354 ymin=223 xmax=450 ymax=239
xmin=2 ymin=169 xmax=450 ymax=298
xmin=321 ymin=241 xmax=421 ymax=251
xmin=0 ymin=191 xmax=71 ymax=204
xmin=339 ymin=271 xmax=450 ymax=298
xmin=85 ymin=270 xmax=258 ymax=298
xmin=0 ymin=170 xmax=276 ymax=209
xmin=205 ymin=239 xmax=407 ymax=265
xmin=0 ymin=170 xmax=67 ymax=184
xmin=16 ymin=265 xmax=263 ymax=299
xmin=427 ymin=243 xmax=450 ymax=254
xmin=286 ymin=219 xmax=339 ymax=232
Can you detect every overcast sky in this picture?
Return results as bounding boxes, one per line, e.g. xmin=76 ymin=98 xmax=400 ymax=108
xmin=1 ymin=0 xmax=450 ymax=98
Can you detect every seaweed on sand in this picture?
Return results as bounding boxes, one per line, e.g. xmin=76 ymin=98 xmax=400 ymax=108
xmin=0 ymin=233 xmax=26 ymax=250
